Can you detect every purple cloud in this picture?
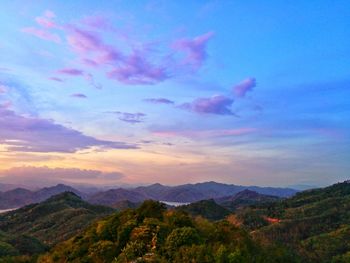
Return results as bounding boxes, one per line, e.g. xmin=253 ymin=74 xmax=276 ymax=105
xmin=180 ymin=95 xmax=234 ymax=115
xmin=233 ymin=78 xmax=256 ymax=98
xmin=107 ymin=51 xmax=168 ymax=85
xmin=0 ymin=105 xmax=137 ymax=153
xmin=71 ymin=93 xmax=87 ymax=99
xmin=143 ymin=98 xmax=174 ymax=104
xmin=57 ymin=68 xmax=84 ymax=76
xmin=0 ymin=166 xmax=125 ymax=186
xmin=173 ymin=31 xmax=214 ymax=69
xmin=109 ymin=111 xmax=146 ymax=124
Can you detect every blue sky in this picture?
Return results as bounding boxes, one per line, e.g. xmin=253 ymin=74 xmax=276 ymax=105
xmin=0 ymin=0 xmax=349 ymax=187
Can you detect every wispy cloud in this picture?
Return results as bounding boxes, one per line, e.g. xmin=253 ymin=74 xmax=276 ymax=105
xmin=57 ymin=68 xmax=84 ymax=76
xmin=48 ymin=77 xmax=64 ymax=82
xmin=71 ymin=93 xmax=87 ymax=99
xmin=21 ymin=27 xmax=61 ymax=43
xmin=143 ymin=98 xmax=174 ymax=104
xmin=153 ymin=128 xmax=256 ymax=139
xmin=108 ymin=111 xmax=146 ymax=124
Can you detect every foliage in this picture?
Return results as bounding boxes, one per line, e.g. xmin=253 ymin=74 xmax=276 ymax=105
xmin=39 ymin=200 xmax=300 ymax=263
xmin=237 ymin=181 xmax=350 ymax=262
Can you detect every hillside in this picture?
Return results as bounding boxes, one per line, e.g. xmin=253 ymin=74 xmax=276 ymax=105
xmin=0 ymin=192 xmax=114 ymax=260
xmin=237 ymin=181 xmax=350 ymax=262
xmin=0 ymin=184 xmax=85 ymax=210
xmin=176 ymin=199 xmax=230 ymax=220
xmin=38 ymin=200 xmax=297 ymax=263
xmin=216 ymin=189 xmax=280 ymax=211
xmin=87 ymin=188 xmax=148 ymax=206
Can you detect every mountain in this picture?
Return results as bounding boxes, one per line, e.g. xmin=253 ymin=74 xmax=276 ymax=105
xmin=0 ymin=188 xmax=33 ymax=209
xmin=176 ymin=199 xmax=230 ymax=220
xmin=0 ymin=192 xmax=114 ymax=260
xmin=0 ymin=182 xmax=297 ymax=210
xmin=216 ymin=189 xmax=280 ymax=211
xmin=38 ymin=200 xmax=296 ymax=263
xmin=87 ymin=188 xmax=148 ymax=206
xmin=0 ymin=184 xmax=85 ymax=210
xmin=237 ymin=181 xmax=350 ymax=262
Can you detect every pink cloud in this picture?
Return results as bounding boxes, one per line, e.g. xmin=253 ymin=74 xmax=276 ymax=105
xmin=57 ymin=68 xmax=84 ymax=76
xmin=35 ymin=10 xmax=58 ymax=29
xmin=153 ymin=128 xmax=256 ymax=139
xmin=22 ymin=27 xmax=61 ymax=43
xmin=173 ymin=31 xmax=214 ymax=69
xmin=233 ymin=78 xmax=256 ymax=98
xmin=66 ymin=27 xmax=103 ymax=54
xmin=180 ymin=95 xmax=234 ymax=115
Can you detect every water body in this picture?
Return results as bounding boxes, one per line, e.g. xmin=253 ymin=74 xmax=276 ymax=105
xmin=160 ymin=201 xmax=189 ymax=207
xmin=0 ymin=208 xmax=17 ymax=214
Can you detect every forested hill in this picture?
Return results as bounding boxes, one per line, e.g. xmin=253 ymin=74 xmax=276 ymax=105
xmin=236 ymin=181 xmax=350 ymax=262
xmin=0 ymin=192 xmax=114 ymax=261
xmin=38 ymin=200 xmax=298 ymax=263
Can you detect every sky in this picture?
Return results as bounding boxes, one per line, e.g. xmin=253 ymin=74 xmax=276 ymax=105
xmin=0 ymin=0 xmax=349 ymax=188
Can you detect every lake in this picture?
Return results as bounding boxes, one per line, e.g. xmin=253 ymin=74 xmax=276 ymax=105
xmin=160 ymin=201 xmax=189 ymax=207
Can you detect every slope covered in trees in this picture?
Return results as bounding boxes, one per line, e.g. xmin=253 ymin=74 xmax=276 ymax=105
xmin=236 ymin=181 xmax=350 ymax=262
xmin=38 ymin=200 xmax=297 ymax=263
xmin=0 ymin=192 xmax=114 ymax=262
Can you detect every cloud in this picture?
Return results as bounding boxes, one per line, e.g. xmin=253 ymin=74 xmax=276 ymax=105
xmin=109 ymin=111 xmax=146 ymax=124
xmin=0 ymin=166 xmax=125 ymax=186
xmin=21 ymin=27 xmax=61 ymax=43
xmin=81 ymin=15 xmax=113 ymax=31
xmin=233 ymin=77 xmax=256 ymax=98
xmin=143 ymin=98 xmax=174 ymax=104
xmin=153 ymin=128 xmax=256 ymax=139
xmin=173 ymin=31 xmax=214 ymax=69
xmin=48 ymin=77 xmax=64 ymax=82
xmin=180 ymin=95 xmax=235 ymax=115
xmin=107 ymin=50 xmax=168 ymax=85
xmin=57 ymin=68 xmax=84 ymax=76
xmin=0 ymin=85 xmax=7 ymax=94
xmin=35 ymin=10 xmax=59 ymax=29
xmin=71 ymin=93 xmax=87 ymax=99
xmin=0 ymin=105 xmax=138 ymax=153
xmin=84 ymin=73 xmax=102 ymax=89
xmin=66 ymin=27 xmax=104 ymax=54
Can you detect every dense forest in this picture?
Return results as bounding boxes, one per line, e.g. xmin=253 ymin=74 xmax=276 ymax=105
xmin=0 ymin=181 xmax=350 ymax=262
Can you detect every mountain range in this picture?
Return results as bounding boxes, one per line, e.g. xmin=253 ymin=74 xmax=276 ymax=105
xmin=0 ymin=181 xmax=297 ymax=210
